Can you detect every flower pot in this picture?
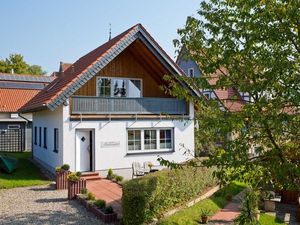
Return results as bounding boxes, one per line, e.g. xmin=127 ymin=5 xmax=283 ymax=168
xmin=68 ymin=179 xmax=86 ymax=199
xmin=264 ymin=199 xmax=276 ymax=212
xmin=201 ymin=216 xmax=208 ymax=224
xmin=56 ymin=170 xmax=71 ymax=190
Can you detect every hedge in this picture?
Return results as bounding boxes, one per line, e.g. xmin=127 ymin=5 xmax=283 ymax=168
xmin=122 ymin=166 xmax=217 ymax=225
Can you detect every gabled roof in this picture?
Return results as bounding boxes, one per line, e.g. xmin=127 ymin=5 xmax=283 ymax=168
xmin=21 ymin=24 xmax=196 ymax=113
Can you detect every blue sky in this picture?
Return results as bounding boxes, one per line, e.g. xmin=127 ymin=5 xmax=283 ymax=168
xmin=0 ymin=0 xmax=199 ymax=74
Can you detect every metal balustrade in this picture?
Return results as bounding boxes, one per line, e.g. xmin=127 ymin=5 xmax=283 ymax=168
xmin=71 ymin=96 xmax=188 ymax=115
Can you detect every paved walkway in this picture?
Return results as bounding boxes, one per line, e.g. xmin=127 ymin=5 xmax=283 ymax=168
xmin=208 ymin=191 xmax=244 ymax=225
xmin=86 ymin=179 xmax=123 ymax=218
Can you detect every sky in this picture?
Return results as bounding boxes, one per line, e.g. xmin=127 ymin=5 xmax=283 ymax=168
xmin=0 ymin=0 xmax=200 ymax=74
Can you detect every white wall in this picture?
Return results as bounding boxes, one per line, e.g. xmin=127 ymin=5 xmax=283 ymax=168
xmin=32 ymin=106 xmax=64 ymax=172
xmin=62 ymin=103 xmax=195 ymax=175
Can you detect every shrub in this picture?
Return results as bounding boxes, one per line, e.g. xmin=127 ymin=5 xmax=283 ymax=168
xmin=107 ymin=168 xmax=114 ymax=179
xmin=87 ymin=192 xmax=96 ymax=201
xmin=116 ymin=175 xmax=124 ymax=182
xmin=67 ymin=172 xmax=81 ymax=182
xmin=76 ymin=171 xmax=82 ymax=177
xmin=94 ymin=199 xmax=106 ymax=209
xmin=105 ymin=205 xmax=114 ymax=214
xmin=61 ymin=164 xmax=70 ymax=171
xmin=122 ymin=166 xmax=217 ymax=225
xmin=55 ymin=166 xmax=62 ymax=173
xmin=81 ymin=188 xmax=88 ymax=194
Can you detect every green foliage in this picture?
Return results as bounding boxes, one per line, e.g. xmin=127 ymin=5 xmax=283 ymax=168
xmin=122 ymin=166 xmax=217 ymax=225
xmin=0 ymin=54 xmax=45 ymax=75
xmin=116 ymin=175 xmax=124 ymax=182
xmin=80 ymin=188 xmax=88 ymax=195
xmin=170 ymin=0 xmax=300 ymax=194
xmin=94 ymin=199 xmax=106 ymax=209
xmin=234 ymin=188 xmax=260 ymax=225
xmin=0 ymin=152 xmax=50 ymax=188
xmin=55 ymin=166 xmax=62 ymax=173
xmin=87 ymin=192 xmax=96 ymax=201
xmin=104 ymin=205 xmax=114 ymax=214
xmin=61 ymin=164 xmax=70 ymax=171
xmin=107 ymin=168 xmax=114 ymax=179
xmin=158 ymin=181 xmax=246 ymax=225
xmin=67 ymin=172 xmax=81 ymax=182
xmin=200 ymin=208 xmax=213 ymax=217
xmin=259 ymin=213 xmax=286 ymax=225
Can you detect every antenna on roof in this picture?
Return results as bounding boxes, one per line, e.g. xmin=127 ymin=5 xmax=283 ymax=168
xmin=109 ymin=23 xmax=112 ymax=41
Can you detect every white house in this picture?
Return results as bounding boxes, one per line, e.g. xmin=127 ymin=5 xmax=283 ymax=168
xmin=21 ymin=24 xmax=198 ymax=178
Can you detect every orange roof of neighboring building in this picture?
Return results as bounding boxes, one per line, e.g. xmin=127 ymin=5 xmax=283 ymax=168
xmin=0 ymin=88 xmax=40 ymax=112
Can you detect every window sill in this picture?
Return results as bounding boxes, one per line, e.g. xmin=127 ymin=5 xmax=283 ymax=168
xmin=126 ymin=149 xmax=174 ymax=155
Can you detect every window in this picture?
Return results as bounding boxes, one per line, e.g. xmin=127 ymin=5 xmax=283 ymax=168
xmin=144 ymin=130 xmax=157 ymax=150
xmin=39 ymin=127 xmax=41 ymax=147
xmin=239 ymin=92 xmax=250 ymax=102
xmin=34 ymin=126 xmax=37 ymax=145
xmin=43 ymin=127 xmax=47 ymax=149
xmin=188 ymin=68 xmax=194 ymax=77
xmin=8 ymin=125 xmax=20 ymax=129
xmin=204 ymin=92 xmax=211 ymax=99
xmin=127 ymin=128 xmax=173 ymax=153
xmin=160 ymin=129 xmax=172 ymax=149
xmin=128 ymin=130 xmax=141 ymax=151
xmin=54 ymin=128 xmax=59 ymax=153
xmin=97 ymin=77 xmax=142 ymax=97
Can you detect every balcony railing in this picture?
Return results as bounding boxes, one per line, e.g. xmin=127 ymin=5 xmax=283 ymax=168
xmin=71 ymin=96 xmax=188 ymax=115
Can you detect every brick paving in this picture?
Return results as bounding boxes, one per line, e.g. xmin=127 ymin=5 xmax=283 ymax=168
xmin=86 ymin=179 xmax=123 ymax=218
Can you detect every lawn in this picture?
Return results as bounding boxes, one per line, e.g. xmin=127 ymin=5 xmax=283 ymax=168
xmin=0 ymin=152 xmax=51 ymax=189
xmin=158 ymin=181 xmax=285 ymax=225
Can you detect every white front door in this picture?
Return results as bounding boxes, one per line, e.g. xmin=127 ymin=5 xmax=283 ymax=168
xmin=76 ymin=130 xmax=91 ymax=172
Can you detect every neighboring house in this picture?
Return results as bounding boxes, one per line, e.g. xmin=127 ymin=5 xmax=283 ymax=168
xmin=177 ymin=50 xmax=246 ymax=112
xmin=0 ymin=73 xmax=53 ymax=151
xmin=21 ymin=24 xmax=198 ymax=178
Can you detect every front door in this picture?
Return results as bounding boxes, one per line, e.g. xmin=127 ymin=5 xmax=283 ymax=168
xmin=76 ymin=130 xmax=92 ymax=172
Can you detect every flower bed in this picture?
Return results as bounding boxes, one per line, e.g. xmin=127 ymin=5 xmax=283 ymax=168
xmin=55 ymin=164 xmax=71 ymax=190
xmin=77 ymin=192 xmax=118 ymax=224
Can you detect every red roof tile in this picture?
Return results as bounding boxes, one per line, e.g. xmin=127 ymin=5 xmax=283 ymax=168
xmin=21 ymin=24 xmax=140 ymax=112
xmin=0 ymin=88 xmax=40 ymax=112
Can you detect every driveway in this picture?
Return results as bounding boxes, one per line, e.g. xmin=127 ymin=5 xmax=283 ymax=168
xmin=0 ymin=184 xmax=105 ymax=225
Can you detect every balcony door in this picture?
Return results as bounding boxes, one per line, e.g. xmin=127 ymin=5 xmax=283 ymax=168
xmin=76 ymin=129 xmax=93 ymax=172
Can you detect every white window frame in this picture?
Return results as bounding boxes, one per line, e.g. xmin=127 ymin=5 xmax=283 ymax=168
xmin=127 ymin=128 xmax=174 ymax=154
xmin=188 ymin=68 xmax=194 ymax=77
xmin=96 ymin=77 xmax=143 ymax=98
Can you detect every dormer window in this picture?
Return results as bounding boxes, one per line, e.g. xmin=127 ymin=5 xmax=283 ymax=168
xmin=97 ymin=77 xmax=142 ymax=97
xmin=188 ymin=68 xmax=194 ymax=77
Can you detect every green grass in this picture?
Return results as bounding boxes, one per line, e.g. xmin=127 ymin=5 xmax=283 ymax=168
xmin=0 ymin=152 xmax=51 ymax=189
xmin=260 ymin=213 xmax=286 ymax=225
xmin=158 ymin=181 xmax=247 ymax=225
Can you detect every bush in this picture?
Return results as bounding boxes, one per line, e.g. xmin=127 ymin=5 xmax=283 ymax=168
xmin=116 ymin=175 xmax=124 ymax=182
xmin=122 ymin=166 xmax=217 ymax=225
xmin=55 ymin=166 xmax=62 ymax=173
xmin=107 ymin=168 xmax=113 ymax=179
xmin=61 ymin=164 xmax=70 ymax=171
xmin=81 ymin=188 xmax=88 ymax=194
xmin=94 ymin=199 xmax=106 ymax=209
xmin=87 ymin=192 xmax=96 ymax=201
xmin=67 ymin=172 xmax=81 ymax=182
xmin=105 ymin=205 xmax=114 ymax=214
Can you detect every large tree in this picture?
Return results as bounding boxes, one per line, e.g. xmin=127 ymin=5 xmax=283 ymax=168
xmin=0 ymin=54 xmax=45 ymax=75
xmin=167 ymin=0 xmax=300 ymax=191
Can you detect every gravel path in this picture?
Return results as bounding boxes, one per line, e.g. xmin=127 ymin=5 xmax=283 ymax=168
xmin=0 ymin=184 xmax=105 ymax=225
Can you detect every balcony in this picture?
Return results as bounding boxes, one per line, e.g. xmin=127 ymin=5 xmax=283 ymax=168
xmin=71 ymin=96 xmax=188 ymax=115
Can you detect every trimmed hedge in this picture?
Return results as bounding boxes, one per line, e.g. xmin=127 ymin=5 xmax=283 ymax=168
xmin=122 ymin=166 xmax=217 ymax=225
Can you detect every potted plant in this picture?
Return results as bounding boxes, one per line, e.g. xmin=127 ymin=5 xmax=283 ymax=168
xmin=263 ymin=191 xmax=276 ymax=212
xmin=67 ymin=172 xmax=86 ymax=199
xmin=55 ymin=164 xmax=71 ymax=190
xmin=200 ymin=209 xmax=212 ymax=224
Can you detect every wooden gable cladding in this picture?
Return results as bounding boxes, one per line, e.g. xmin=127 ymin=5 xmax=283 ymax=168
xmin=74 ymin=40 xmax=171 ymax=98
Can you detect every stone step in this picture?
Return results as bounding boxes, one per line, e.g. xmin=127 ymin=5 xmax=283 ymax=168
xmin=81 ymin=172 xmax=99 ymax=177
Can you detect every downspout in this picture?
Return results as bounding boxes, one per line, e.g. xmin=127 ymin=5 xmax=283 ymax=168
xmin=18 ymin=113 xmax=31 ymax=157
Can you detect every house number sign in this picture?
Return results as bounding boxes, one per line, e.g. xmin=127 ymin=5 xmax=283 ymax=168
xmin=101 ymin=141 xmax=120 ymax=148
